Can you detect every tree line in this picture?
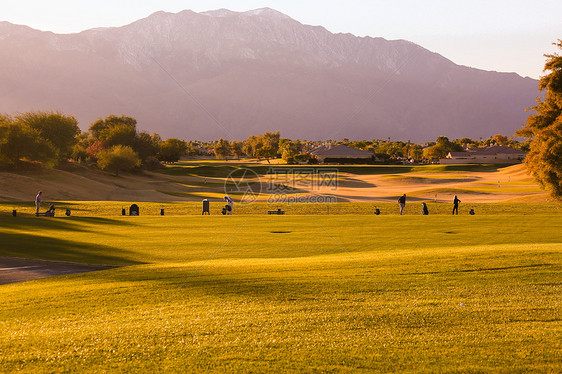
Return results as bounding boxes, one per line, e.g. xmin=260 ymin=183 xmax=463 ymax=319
xmin=210 ymin=133 xmax=530 ymax=164
xmin=0 ymin=111 xmax=531 ymax=171
xmin=0 ymin=113 xmax=190 ymax=175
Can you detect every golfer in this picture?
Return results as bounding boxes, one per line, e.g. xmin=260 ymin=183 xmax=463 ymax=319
xmin=452 ymin=195 xmax=461 ymax=215
xmin=35 ymin=191 xmax=42 ymax=214
xmin=398 ymin=194 xmax=406 ymax=215
xmin=224 ymin=195 xmax=233 ymax=215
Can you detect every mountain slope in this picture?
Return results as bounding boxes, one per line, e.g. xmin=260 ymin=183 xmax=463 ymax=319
xmin=0 ymin=9 xmax=539 ymax=141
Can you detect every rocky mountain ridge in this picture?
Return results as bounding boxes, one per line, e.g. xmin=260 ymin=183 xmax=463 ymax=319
xmin=0 ymin=8 xmax=539 ymax=141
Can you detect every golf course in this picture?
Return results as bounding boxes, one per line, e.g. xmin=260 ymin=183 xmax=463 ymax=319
xmin=0 ymin=163 xmax=561 ymax=372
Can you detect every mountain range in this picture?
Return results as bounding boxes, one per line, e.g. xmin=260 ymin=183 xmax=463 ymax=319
xmin=0 ymin=8 xmax=540 ymax=141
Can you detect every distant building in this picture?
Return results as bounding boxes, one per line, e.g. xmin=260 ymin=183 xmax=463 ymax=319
xmin=309 ymin=144 xmax=376 ymax=164
xmin=440 ymin=145 xmax=526 ymax=164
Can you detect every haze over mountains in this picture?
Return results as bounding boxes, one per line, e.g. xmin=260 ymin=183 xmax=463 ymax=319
xmin=0 ymin=8 xmax=539 ymax=142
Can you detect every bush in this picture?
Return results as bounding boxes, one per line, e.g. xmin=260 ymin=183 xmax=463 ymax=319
xmin=294 ymin=153 xmax=311 ymax=163
xmin=97 ymin=145 xmax=141 ymax=176
xmin=142 ymin=156 xmax=164 ymax=170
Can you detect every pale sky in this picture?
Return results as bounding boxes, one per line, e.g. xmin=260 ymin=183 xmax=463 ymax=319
xmin=1 ymin=0 xmax=560 ymax=79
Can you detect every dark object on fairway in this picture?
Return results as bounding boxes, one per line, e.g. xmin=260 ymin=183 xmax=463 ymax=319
xmin=65 ymin=209 xmax=71 ymax=216
xmin=469 ymin=209 xmax=475 ymax=215
xmin=12 ymin=209 xmax=16 ymax=217
xmin=452 ymin=195 xmax=461 ymax=215
xmin=221 ymin=204 xmax=232 ymax=215
xmin=374 ymin=208 xmax=381 ymax=215
xmin=268 ymin=209 xmax=285 ymax=215
xmin=422 ymin=202 xmax=429 ymax=215
xmin=129 ymin=204 xmax=139 ymax=216
xmin=121 ymin=207 xmax=126 ymax=216
xmin=36 ymin=205 xmax=56 ymax=217
xmin=160 ymin=208 xmax=165 ymax=216
xmin=398 ymin=194 xmax=406 ymax=215
xmin=202 ymin=199 xmax=210 ymax=215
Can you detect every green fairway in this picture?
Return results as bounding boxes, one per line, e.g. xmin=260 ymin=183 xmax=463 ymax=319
xmin=0 ymin=214 xmax=561 ymax=372
xmin=2 ymin=201 xmax=560 ymax=217
xmin=162 ymin=162 xmax=504 ymax=178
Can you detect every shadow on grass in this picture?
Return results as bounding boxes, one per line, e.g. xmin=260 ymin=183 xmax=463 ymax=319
xmin=0 ymin=232 xmax=143 ymax=266
xmin=0 ymin=216 xmax=137 ymax=233
xmin=403 ymin=263 xmax=553 ymax=276
xmin=163 ymin=165 xmax=242 ymax=178
xmin=93 ymin=266 xmax=323 ymax=298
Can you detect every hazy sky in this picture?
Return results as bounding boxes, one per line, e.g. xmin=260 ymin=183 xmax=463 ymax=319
xmin=1 ymin=0 xmax=560 ymax=79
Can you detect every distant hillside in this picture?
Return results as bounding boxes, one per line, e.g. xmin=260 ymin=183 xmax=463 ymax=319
xmin=0 ymin=8 xmax=539 ymax=141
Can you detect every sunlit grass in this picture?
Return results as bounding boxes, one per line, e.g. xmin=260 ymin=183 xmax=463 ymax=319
xmin=0 ymin=213 xmax=560 ymax=372
xmin=161 ymin=163 xmax=504 ymax=178
xmin=2 ymin=201 xmax=561 ymax=217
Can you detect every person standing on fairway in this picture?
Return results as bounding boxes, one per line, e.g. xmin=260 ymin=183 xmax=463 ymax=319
xmin=452 ymin=195 xmax=461 ymax=215
xmin=35 ymin=191 xmax=42 ymax=214
xmin=224 ymin=195 xmax=233 ymax=215
xmin=398 ymin=194 xmax=406 ymax=215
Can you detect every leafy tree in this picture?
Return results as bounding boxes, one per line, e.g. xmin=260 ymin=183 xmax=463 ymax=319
xmin=453 ymin=137 xmax=479 ymax=148
xmin=279 ymin=139 xmax=302 ymax=162
xmin=409 ymin=144 xmax=424 ymax=161
xmin=242 ymin=132 xmax=280 ymax=160
xmin=230 ymin=141 xmax=244 ymax=159
xmin=255 ymin=146 xmax=272 ymax=160
xmin=0 ymin=120 xmax=57 ymax=167
xmin=16 ymin=111 xmax=80 ymax=161
xmin=517 ymin=40 xmax=562 ymax=200
xmin=97 ymin=145 xmax=140 ymax=176
xmin=423 ymin=136 xmax=463 ymax=160
xmin=89 ymin=115 xmax=137 ymax=141
xmin=214 ymin=138 xmax=231 ymax=160
xmin=373 ymin=140 xmax=405 ymax=159
xmin=492 ymin=134 xmax=509 ymax=146
xmin=86 ymin=141 xmax=106 ymax=161
xmin=294 ymin=153 xmax=311 ymax=163
xmin=243 ymin=135 xmax=259 ymax=158
xmin=511 ymin=138 xmax=532 ymax=152
xmin=483 ymin=137 xmax=495 ymax=146
xmin=101 ymin=123 xmax=137 ymax=148
xmin=135 ymin=132 xmax=162 ymax=161
xmin=158 ymin=138 xmax=188 ymax=163
xmin=89 ymin=115 xmax=165 ymax=165
xmin=259 ymin=131 xmax=281 ymax=159
xmin=71 ymin=134 xmax=90 ymax=164
xmin=423 ymin=145 xmax=447 ymax=160
xmin=348 ymin=140 xmax=372 ymax=150
xmin=88 ymin=115 xmax=139 ymax=157
xmin=71 ymin=145 xmax=88 ymax=164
